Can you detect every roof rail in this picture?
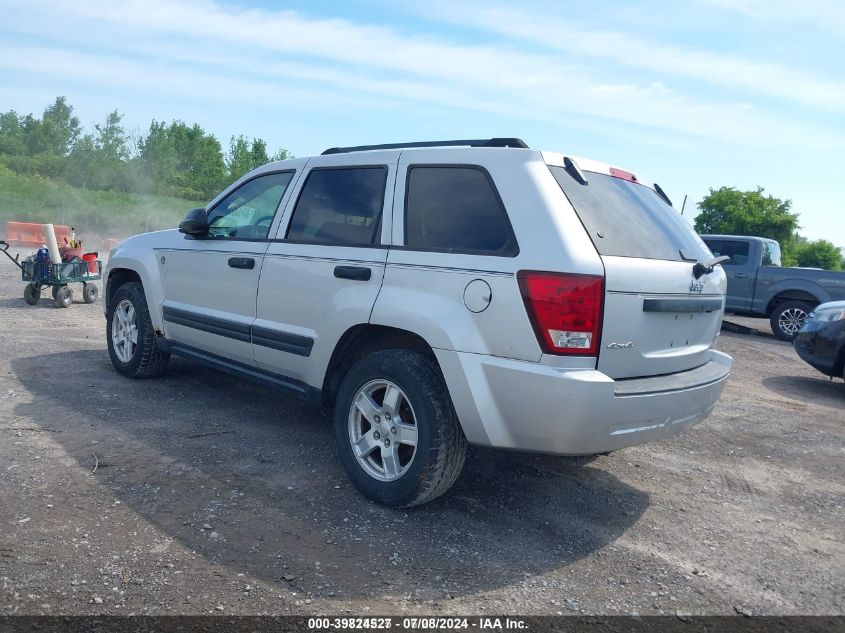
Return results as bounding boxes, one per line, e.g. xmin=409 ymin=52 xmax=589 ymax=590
xmin=321 ymin=137 xmax=529 ymax=155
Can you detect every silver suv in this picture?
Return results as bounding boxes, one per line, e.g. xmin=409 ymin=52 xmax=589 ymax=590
xmin=104 ymin=138 xmax=732 ymax=507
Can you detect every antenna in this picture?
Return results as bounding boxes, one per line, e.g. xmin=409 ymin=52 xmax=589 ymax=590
xmin=680 ymin=194 xmax=688 ymax=215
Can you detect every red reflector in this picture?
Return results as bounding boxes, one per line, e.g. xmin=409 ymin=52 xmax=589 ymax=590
xmin=610 ymin=167 xmax=638 ymax=182
xmin=517 ymin=271 xmax=604 ymax=356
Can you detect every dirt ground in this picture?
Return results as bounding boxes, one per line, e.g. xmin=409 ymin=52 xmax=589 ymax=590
xmin=0 ymin=247 xmax=842 ymax=617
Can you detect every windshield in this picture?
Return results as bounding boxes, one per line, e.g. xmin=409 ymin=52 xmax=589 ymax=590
xmin=550 ymin=167 xmax=711 ymax=262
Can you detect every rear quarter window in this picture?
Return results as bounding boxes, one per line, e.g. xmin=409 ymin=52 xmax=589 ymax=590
xmin=404 ymin=166 xmax=518 ymax=256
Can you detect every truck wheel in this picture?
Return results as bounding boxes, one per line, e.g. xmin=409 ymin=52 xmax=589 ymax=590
xmin=83 ymin=284 xmax=98 ymax=304
xmin=54 ymin=286 xmax=72 ymax=308
xmin=23 ymin=283 xmax=40 ymax=305
xmin=334 ymin=350 xmax=467 ymax=508
xmin=770 ymin=300 xmax=813 ymax=341
xmin=107 ymin=282 xmax=170 ymax=378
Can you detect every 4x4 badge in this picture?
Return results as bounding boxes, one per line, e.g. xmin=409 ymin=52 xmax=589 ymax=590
xmin=607 ymin=341 xmax=634 ymax=349
xmin=689 ymin=280 xmax=705 ymax=294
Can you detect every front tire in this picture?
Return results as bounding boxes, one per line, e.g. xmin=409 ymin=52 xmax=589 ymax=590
xmin=107 ymin=282 xmax=169 ymax=378
xmin=770 ymin=300 xmax=813 ymax=341
xmin=334 ymin=350 xmax=467 ymax=507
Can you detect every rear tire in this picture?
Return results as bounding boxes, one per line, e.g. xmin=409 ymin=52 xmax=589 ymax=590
xmin=107 ymin=282 xmax=170 ymax=378
xmin=54 ymin=286 xmax=72 ymax=308
xmin=770 ymin=300 xmax=813 ymax=341
xmin=23 ymin=283 xmax=40 ymax=305
xmin=334 ymin=350 xmax=467 ymax=507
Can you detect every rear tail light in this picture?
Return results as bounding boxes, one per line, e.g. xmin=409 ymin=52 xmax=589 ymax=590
xmin=517 ymin=271 xmax=604 ymax=356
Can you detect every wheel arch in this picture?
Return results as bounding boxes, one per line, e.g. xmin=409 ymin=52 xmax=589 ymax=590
xmin=106 ymin=268 xmax=142 ymax=312
xmin=321 ymin=324 xmax=437 ymax=408
xmin=766 ymin=290 xmax=822 ymax=315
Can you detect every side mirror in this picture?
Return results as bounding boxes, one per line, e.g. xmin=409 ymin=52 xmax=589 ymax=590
xmin=179 ymin=208 xmax=209 ymax=236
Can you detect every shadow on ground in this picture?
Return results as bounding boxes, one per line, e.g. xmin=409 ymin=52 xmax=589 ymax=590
xmin=762 ymin=374 xmax=844 ymax=409
xmin=12 ymin=349 xmax=648 ymax=601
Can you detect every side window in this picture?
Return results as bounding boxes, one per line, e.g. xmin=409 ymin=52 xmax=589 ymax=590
xmin=704 ymin=239 xmax=749 ymax=266
xmin=762 ymin=241 xmax=781 ymax=267
xmin=405 ymin=166 xmax=517 ymax=255
xmin=207 ymin=172 xmax=294 ymax=239
xmin=286 ymin=167 xmax=387 ymax=245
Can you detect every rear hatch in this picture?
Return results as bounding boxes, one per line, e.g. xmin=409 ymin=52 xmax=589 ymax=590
xmin=549 ymin=159 xmax=724 ymax=380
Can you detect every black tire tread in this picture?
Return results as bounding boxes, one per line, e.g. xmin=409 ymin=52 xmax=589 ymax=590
xmin=23 ymin=283 xmax=40 ymax=305
xmin=55 ymin=286 xmax=72 ymax=308
xmin=83 ymin=284 xmax=98 ymax=304
xmin=394 ymin=351 xmax=468 ymax=507
xmin=108 ymin=282 xmax=169 ymax=378
xmin=335 ymin=350 xmax=467 ymax=508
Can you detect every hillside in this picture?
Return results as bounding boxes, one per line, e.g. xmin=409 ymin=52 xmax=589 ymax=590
xmin=0 ymin=166 xmax=202 ymax=242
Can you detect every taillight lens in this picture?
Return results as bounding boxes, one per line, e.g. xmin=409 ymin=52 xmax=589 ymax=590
xmin=517 ymin=271 xmax=604 ymax=356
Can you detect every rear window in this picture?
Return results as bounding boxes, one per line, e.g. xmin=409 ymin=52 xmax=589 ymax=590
xmin=701 ymin=239 xmax=750 ymax=266
xmin=763 ymin=241 xmax=782 ymax=267
xmin=405 ymin=166 xmax=518 ymax=255
xmin=550 ymin=167 xmax=710 ymax=262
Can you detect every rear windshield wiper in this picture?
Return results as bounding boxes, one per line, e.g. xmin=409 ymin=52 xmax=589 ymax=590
xmin=693 ymin=255 xmax=731 ymax=279
xmin=564 ymin=156 xmax=588 ymax=185
xmin=653 ymin=183 xmax=673 ymax=207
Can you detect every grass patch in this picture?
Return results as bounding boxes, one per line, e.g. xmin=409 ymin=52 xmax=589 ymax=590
xmin=0 ymin=165 xmax=203 ymax=240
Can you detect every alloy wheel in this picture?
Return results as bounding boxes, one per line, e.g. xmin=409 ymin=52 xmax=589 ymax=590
xmin=348 ymin=379 xmax=419 ymax=482
xmin=778 ymin=308 xmax=807 ymax=336
xmin=111 ymin=299 xmax=138 ymax=363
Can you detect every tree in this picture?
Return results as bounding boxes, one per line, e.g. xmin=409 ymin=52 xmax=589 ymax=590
xmin=67 ymin=111 xmax=129 ymax=190
xmin=1 ymin=95 xmax=293 ymax=201
xmin=0 ymin=111 xmax=25 ymax=156
xmin=66 ymin=134 xmax=97 ymax=188
xmin=694 ymin=187 xmax=799 ymax=248
xmin=95 ymin=111 xmax=129 ymax=163
xmin=139 ymin=120 xmax=226 ymax=199
xmin=25 ymin=96 xmax=81 ymax=156
xmin=272 ymin=147 xmax=292 ymax=161
xmin=791 ymin=239 xmax=843 ymax=271
xmin=227 ymin=135 xmax=271 ymax=181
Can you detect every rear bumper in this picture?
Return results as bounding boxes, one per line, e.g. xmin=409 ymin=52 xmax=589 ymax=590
xmin=435 ymin=349 xmax=732 ymax=455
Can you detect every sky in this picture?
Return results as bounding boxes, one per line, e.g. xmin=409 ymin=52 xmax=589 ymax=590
xmin=0 ymin=0 xmax=843 ymax=243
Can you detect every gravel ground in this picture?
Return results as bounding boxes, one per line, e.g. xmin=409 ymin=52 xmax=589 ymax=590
xmin=0 ymin=247 xmax=842 ymax=616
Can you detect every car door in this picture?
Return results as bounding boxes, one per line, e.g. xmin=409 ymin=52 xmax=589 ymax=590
xmin=253 ymin=152 xmax=396 ymax=387
xmin=160 ymin=168 xmax=301 ymax=366
xmin=702 ymin=238 xmax=753 ymax=311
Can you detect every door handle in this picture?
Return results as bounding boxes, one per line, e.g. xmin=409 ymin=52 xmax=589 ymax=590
xmin=334 ymin=265 xmax=371 ymax=281
xmin=734 ymin=272 xmax=748 ymax=278
xmin=228 ymin=257 xmax=255 ymax=270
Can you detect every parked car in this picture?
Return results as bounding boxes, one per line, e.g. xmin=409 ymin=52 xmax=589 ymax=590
xmin=793 ymin=301 xmax=845 ymax=385
xmin=104 ymin=138 xmax=732 ymax=507
xmin=700 ymin=235 xmax=845 ymax=341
